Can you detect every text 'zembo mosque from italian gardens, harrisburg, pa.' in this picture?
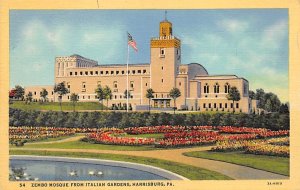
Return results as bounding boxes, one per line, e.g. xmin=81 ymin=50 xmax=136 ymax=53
xmin=25 ymin=16 xmax=258 ymax=113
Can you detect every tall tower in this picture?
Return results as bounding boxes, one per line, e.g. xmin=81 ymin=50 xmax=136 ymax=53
xmin=150 ymin=17 xmax=181 ymax=99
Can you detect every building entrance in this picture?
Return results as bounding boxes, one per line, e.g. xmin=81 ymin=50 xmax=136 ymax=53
xmin=153 ymin=99 xmax=171 ymax=108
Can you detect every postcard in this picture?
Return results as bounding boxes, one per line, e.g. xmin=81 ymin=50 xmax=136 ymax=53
xmin=0 ymin=0 xmax=299 ymax=190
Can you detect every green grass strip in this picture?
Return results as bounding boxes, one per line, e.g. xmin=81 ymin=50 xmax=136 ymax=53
xmin=10 ymin=101 xmax=106 ymax=111
xmin=10 ymin=150 xmax=232 ymax=180
xmin=18 ymin=140 xmax=158 ymax=151
xmin=183 ymin=151 xmax=289 ymax=176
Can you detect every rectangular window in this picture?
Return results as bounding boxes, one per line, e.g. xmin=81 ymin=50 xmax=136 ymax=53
xmin=95 ymin=71 xmax=98 ymax=75
xmin=83 ymin=96 xmax=85 ymax=99
xmin=106 ymin=71 xmax=109 ymax=74
xmin=203 ymin=103 xmax=206 ymax=108
xmin=138 ymin=70 xmax=141 ymax=73
xmin=236 ymin=103 xmax=239 ymax=109
xmin=114 ymin=81 xmax=118 ymax=88
xmin=143 ymin=69 xmax=146 ymax=73
xmin=116 ymin=71 xmax=119 ymax=74
xmin=34 ymin=92 xmax=36 ymax=95
xmin=90 ymin=71 xmax=93 ymax=75
xmin=88 ymin=96 xmax=90 ymax=99
xmin=122 ymin=70 xmax=125 ymax=74
xmin=67 ymin=96 xmax=70 ymax=99
xmin=132 ymin=70 xmax=135 ymax=74
xmin=219 ymin=103 xmax=222 ymax=108
xmin=214 ymin=103 xmax=216 ymax=108
xmin=208 ymin=103 xmax=211 ymax=108
xmin=160 ymin=48 xmax=165 ymax=57
xmin=130 ymin=81 xmax=134 ymax=88
xmin=80 ymin=71 xmax=83 ymax=75
xmin=75 ymin=72 xmax=77 ymax=75
xmin=70 ymin=72 xmax=73 ymax=76
xmin=231 ymin=103 xmax=233 ymax=108
xmin=85 ymin=71 xmax=88 ymax=75
xmin=100 ymin=71 xmax=103 ymax=75
xmin=82 ymin=82 xmax=86 ymax=89
xmin=225 ymin=103 xmax=227 ymax=108
xmin=111 ymin=71 xmax=114 ymax=74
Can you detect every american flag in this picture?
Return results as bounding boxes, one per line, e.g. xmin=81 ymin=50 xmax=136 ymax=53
xmin=127 ymin=32 xmax=138 ymax=52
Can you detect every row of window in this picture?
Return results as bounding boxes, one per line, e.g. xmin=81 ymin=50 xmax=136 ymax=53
xmin=67 ymin=94 xmax=135 ymax=100
xmin=203 ymin=102 xmax=239 ymax=109
xmin=81 ymin=81 xmax=138 ymax=91
xmin=69 ymin=69 xmax=147 ymax=76
xmin=204 ymin=83 xmax=230 ymax=94
xmin=33 ymin=91 xmax=54 ymax=95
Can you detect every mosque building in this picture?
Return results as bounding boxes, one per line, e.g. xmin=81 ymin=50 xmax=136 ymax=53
xmin=25 ymin=17 xmax=257 ymax=113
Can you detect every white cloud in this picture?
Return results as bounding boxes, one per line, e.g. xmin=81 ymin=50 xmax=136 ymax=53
xmin=217 ymin=19 xmax=249 ymax=33
xmin=261 ymin=20 xmax=287 ymax=49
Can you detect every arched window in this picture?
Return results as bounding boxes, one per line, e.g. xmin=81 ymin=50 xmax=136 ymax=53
xmin=214 ymin=83 xmax=220 ymax=93
xmin=225 ymin=83 xmax=230 ymax=93
xmin=204 ymin=83 xmax=209 ymax=93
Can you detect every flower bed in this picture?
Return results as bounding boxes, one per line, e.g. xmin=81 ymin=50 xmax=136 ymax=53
xmin=245 ymin=144 xmax=289 ymax=157
xmin=124 ymin=125 xmax=213 ymax=135
xmin=164 ymin=131 xmax=218 ymax=139
xmin=87 ymin=131 xmax=155 ymax=146
xmin=217 ymin=126 xmax=268 ymax=134
xmin=211 ymin=137 xmax=290 ymax=157
xmin=266 ymin=137 xmax=289 ymax=146
xmin=216 ymin=134 xmax=258 ymax=141
xmin=9 ymin=126 xmax=77 ymax=141
xmin=156 ymin=137 xmax=216 ymax=148
xmin=257 ymin=130 xmax=289 ymax=138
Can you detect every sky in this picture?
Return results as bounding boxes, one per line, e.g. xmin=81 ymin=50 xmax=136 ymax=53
xmin=10 ymin=9 xmax=289 ymax=102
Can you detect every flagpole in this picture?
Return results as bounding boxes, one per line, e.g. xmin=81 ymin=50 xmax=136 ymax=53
xmin=126 ymin=44 xmax=129 ymax=113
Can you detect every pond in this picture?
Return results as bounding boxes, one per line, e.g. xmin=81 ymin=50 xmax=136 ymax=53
xmin=10 ymin=156 xmax=186 ymax=181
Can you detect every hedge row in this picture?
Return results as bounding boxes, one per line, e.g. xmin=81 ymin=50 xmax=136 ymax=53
xmin=9 ymin=108 xmax=289 ymax=130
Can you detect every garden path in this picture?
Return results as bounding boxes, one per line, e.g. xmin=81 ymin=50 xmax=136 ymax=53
xmin=12 ymin=145 xmax=288 ymax=180
xmin=27 ymin=135 xmax=85 ymax=144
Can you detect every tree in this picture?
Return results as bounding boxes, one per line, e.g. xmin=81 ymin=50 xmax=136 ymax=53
xmin=14 ymin=85 xmax=25 ymax=100
xmin=263 ymin=92 xmax=281 ymax=112
xmin=145 ymin=88 xmax=154 ymax=113
xmin=95 ymin=85 xmax=104 ymax=110
xmin=25 ymin=92 xmax=33 ymax=104
xmin=169 ymin=87 xmax=181 ymax=114
xmin=226 ymin=86 xmax=241 ymax=113
xmin=40 ymin=88 xmax=48 ymax=103
xmin=249 ymin=90 xmax=255 ymax=99
xmin=279 ymin=103 xmax=289 ymax=114
xmin=54 ymin=82 xmax=69 ymax=111
xmin=255 ymin=88 xmax=265 ymax=108
xmin=70 ymin=93 xmax=79 ymax=112
xmin=103 ymin=85 xmax=112 ymax=110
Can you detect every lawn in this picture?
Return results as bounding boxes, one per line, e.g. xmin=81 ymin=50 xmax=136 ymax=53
xmin=183 ymin=151 xmax=289 ymax=176
xmin=10 ymin=149 xmax=232 ymax=180
xmin=17 ymin=140 xmax=159 ymax=151
xmin=10 ymin=101 xmax=106 ymax=111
